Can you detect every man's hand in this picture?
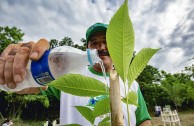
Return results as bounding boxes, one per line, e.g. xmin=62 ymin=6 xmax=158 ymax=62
xmin=0 ymin=38 xmax=50 ymax=93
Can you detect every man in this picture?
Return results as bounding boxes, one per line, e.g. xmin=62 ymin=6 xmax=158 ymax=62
xmin=0 ymin=23 xmax=152 ymax=126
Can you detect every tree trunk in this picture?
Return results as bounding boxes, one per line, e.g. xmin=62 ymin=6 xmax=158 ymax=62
xmin=110 ymin=69 xmax=123 ymax=126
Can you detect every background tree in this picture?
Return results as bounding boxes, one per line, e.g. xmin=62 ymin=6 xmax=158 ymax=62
xmin=59 ymin=37 xmax=74 ymax=46
xmin=49 ymin=37 xmax=86 ymax=51
xmin=50 ymin=39 xmax=59 ymax=49
xmin=79 ymin=38 xmax=87 ymax=51
xmin=0 ymin=26 xmax=24 ymax=53
xmin=137 ymin=64 xmax=194 ymax=112
xmin=161 ymin=73 xmax=192 ymax=110
xmin=142 ymin=84 xmax=171 ymax=111
xmin=72 ymin=38 xmax=86 ymax=51
xmin=137 ymin=65 xmax=161 ymax=84
xmin=185 ymin=64 xmax=194 ymax=81
xmin=4 ymin=92 xmax=49 ymax=119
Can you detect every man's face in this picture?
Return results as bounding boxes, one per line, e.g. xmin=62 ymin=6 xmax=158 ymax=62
xmin=88 ymin=32 xmax=112 ymax=71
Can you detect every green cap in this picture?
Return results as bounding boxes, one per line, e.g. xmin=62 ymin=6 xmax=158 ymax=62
xmin=86 ymin=22 xmax=108 ymax=47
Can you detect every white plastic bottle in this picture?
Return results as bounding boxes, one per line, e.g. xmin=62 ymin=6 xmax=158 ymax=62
xmin=0 ymin=46 xmax=101 ymax=92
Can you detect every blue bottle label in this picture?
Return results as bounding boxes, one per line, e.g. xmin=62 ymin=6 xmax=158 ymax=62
xmin=87 ymin=49 xmax=93 ymax=65
xmin=31 ymin=50 xmax=55 ymax=85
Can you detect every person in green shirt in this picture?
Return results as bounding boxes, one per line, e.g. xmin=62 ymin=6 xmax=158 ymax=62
xmin=0 ymin=22 xmax=152 ymax=126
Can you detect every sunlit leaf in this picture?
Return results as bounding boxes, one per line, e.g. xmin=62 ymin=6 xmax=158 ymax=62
xmin=74 ymin=106 xmax=95 ymax=124
xmin=122 ymin=91 xmax=138 ymax=106
xmin=98 ymin=116 xmax=111 ymax=126
xmin=93 ymin=97 xmax=110 ymax=117
xmin=107 ymin=0 xmax=134 ymax=83
xmin=98 ymin=121 xmax=111 ymax=126
xmin=128 ymin=48 xmax=160 ymax=87
xmin=48 ymin=74 xmax=109 ymax=97
xmin=63 ymin=124 xmax=82 ymax=126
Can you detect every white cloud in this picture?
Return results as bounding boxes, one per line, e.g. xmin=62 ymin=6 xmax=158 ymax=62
xmin=166 ymin=48 xmax=184 ymax=64
xmin=0 ymin=0 xmax=193 ymax=73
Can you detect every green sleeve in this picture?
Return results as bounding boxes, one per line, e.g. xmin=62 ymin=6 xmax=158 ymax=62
xmin=40 ymin=86 xmax=61 ymax=100
xmin=135 ymin=86 xmax=151 ymax=125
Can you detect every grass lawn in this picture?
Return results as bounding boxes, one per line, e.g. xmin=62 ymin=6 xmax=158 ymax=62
xmin=151 ymin=110 xmax=194 ymax=126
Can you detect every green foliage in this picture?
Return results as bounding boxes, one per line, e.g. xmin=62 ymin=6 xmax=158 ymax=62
xmin=142 ymin=84 xmax=171 ymax=110
xmin=164 ymin=105 xmax=171 ymax=109
xmin=122 ymin=91 xmax=138 ymax=106
xmin=106 ymin=1 xmax=159 ymax=86
xmin=73 ymin=98 xmax=110 ymax=125
xmin=2 ymin=92 xmax=49 ymax=118
xmin=49 ymin=37 xmax=86 ymax=51
xmin=21 ymin=95 xmax=49 ymax=108
xmin=73 ymin=38 xmax=87 ymax=51
xmin=64 ymin=124 xmax=82 ymax=126
xmin=185 ymin=64 xmax=194 ymax=81
xmin=74 ymin=97 xmax=110 ymax=125
xmin=93 ymin=97 xmax=110 ymax=117
xmin=80 ymin=38 xmax=87 ymax=50
xmin=60 ymin=37 xmax=74 ymax=46
xmin=48 ymin=74 xmax=109 ymax=97
xmin=50 ymin=39 xmax=59 ymax=49
xmin=138 ymin=64 xmax=194 ymax=111
xmin=75 ymin=106 xmax=95 ymax=124
xmin=161 ymin=72 xmax=194 ymax=109
xmin=127 ymin=48 xmax=160 ymax=87
xmin=98 ymin=117 xmax=110 ymax=126
xmin=167 ymin=83 xmax=187 ymax=108
xmin=106 ymin=0 xmax=159 ymax=124
xmin=48 ymin=74 xmax=111 ymax=125
xmin=137 ymin=65 xmax=162 ymax=84
xmin=0 ymin=26 xmax=24 ymax=53
xmin=49 ymin=37 xmax=74 ymax=49
xmin=106 ymin=0 xmax=134 ymax=83
xmin=187 ymin=81 xmax=194 ymax=100
xmin=98 ymin=121 xmax=111 ymax=126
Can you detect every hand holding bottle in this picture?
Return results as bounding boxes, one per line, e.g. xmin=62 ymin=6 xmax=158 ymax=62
xmin=0 ymin=38 xmax=101 ymax=93
xmin=0 ymin=38 xmax=50 ymax=93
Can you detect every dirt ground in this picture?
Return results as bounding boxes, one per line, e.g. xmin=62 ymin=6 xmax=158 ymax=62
xmin=151 ymin=112 xmax=194 ymax=126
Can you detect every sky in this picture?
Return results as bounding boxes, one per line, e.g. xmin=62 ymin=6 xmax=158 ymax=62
xmin=0 ymin=0 xmax=194 ymax=73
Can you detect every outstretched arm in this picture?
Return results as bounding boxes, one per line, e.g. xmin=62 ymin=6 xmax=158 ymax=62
xmin=0 ymin=38 xmax=50 ymax=94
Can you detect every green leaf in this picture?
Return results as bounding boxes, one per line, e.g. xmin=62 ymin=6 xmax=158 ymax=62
xmin=74 ymin=106 xmax=95 ymax=125
xmin=93 ymin=97 xmax=110 ymax=117
xmin=122 ymin=91 xmax=138 ymax=106
xmin=48 ymin=74 xmax=109 ymax=97
xmin=106 ymin=0 xmax=134 ymax=83
xmin=43 ymin=121 xmax=48 ymax=126
xmin=98 ymin=116 xmax=111 ymax=126
xmin=63 ymin=124 xmax=82 ymax=126
xmin=127 ymin=48 xmax=160 ymax=86
xmin=98 ymin=121 xmax=111 ymax=126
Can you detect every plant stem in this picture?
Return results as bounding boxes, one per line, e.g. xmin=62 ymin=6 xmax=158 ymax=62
xmin=110 ymin=70 xmax=123 ymax=126
xmin=124 ymin=82 xmax=130 ymax=126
